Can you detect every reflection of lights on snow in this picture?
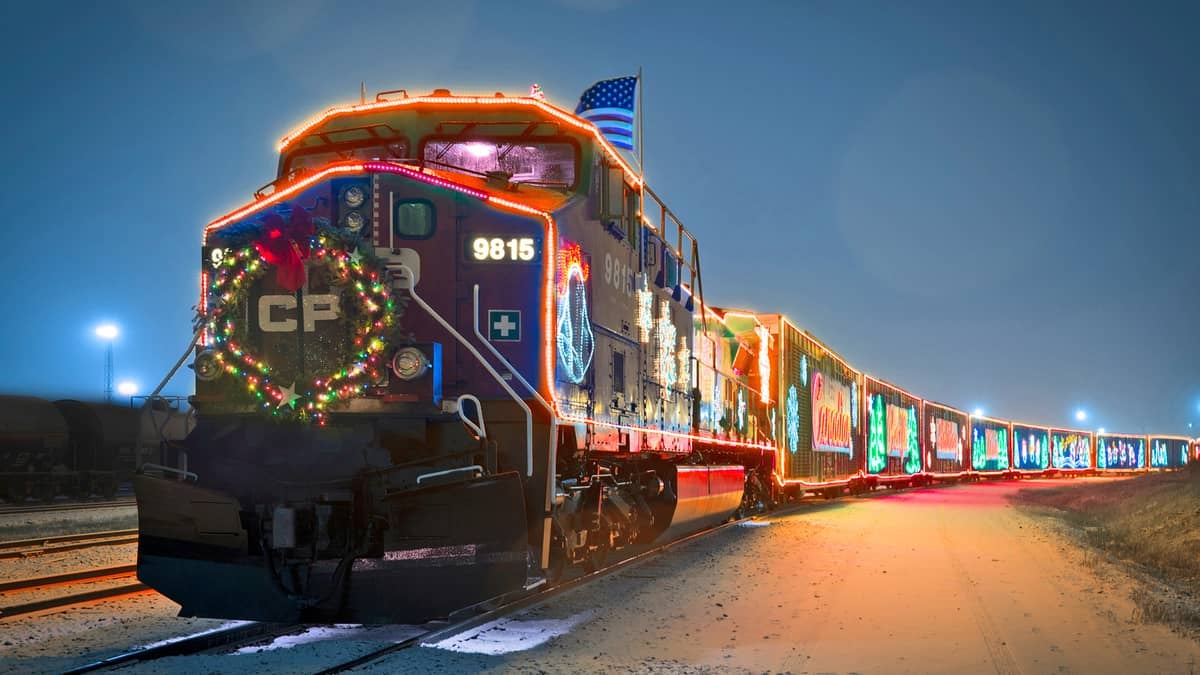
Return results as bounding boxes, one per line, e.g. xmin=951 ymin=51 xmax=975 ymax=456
xmin=739 ymin=520 xmax=772 ymax=528
xmin=426 ymin=610 xmax=596 ymax=655
xmin=233 ymin=624 xmax=424 ymax=654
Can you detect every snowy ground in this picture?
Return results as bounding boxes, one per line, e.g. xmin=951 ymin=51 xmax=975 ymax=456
xmin=4 ymin=479 xmax=1200 ymax=673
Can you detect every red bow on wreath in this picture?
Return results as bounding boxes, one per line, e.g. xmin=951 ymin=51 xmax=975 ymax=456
xmin=255 ymin=208 xmax=314 ymax=292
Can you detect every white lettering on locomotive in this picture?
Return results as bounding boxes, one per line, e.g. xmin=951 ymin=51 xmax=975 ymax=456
xmin=258 ymin=293 xmax=341 ymax=332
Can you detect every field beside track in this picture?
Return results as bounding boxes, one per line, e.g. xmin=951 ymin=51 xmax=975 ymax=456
xmin=1016 ymin=469 xmax=1200 ymax=630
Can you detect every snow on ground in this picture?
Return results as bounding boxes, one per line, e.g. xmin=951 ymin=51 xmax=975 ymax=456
xmin=5 ymin=480 xmax=1200 ymax=673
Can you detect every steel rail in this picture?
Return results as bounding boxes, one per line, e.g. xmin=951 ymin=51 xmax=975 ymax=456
xmin=0 ymin=499 xmax=136 ymax=516
xmin=0 ymin=529 xmax=138 ymax=560
xmin=0 ymin=565 xmax=144 ymax=619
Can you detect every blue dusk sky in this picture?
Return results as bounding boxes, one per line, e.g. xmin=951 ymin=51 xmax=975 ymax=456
xmin=0 ymin=0 xmax=1196 ymax=434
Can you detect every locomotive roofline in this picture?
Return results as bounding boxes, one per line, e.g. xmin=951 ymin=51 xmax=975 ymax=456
xmin=276 ymin=90 xmax=643 ymax=188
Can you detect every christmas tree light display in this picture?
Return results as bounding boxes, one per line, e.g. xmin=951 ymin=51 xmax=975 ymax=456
xmin=867 ymin=394 xmax=887 ymax=472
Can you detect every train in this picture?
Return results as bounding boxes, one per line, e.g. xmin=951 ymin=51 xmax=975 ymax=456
xmin=0 ymin=395 xmax=191 ymax=502
xmin=133 ymin=83 xmax=1200 ymax=625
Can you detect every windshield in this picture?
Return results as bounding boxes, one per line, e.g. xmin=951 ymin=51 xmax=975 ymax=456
xmin=422 ymin=138 xmax=577 ymax=187
xmin=284 ymin=140 xmax=408 ymax=176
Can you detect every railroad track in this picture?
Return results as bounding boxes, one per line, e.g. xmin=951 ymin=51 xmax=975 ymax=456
xmin=62 ymin=507 xmax=795 ymax=674
xmin=0 ymin=529 xmax=139 ymax=560
xmin=0 ymin=498 xmax=136 ymax=516
xmin=0 ymin=564 xmax=146 ymax=619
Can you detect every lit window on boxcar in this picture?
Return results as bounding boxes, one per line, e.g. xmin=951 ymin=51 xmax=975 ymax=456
xmin=394 ymin=199 xmax=435 ymax=240
xmin=422 ymin=139 xmax=577 ymax=188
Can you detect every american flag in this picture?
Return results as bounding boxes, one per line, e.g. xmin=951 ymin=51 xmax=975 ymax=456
xmin=574 ymin=76 xmax=638 ymax=150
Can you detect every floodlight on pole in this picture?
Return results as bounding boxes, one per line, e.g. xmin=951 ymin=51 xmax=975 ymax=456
xmin=1074 ymin=409 xmax=1087 ymax=422
xmin=95 ymin=324 xmax=119 ymax=403
xmin=117 ymin=381 xmax=138 ymax=397
xmin=972 ymin=407 xmax=984 ymax=417
xmin=1098 ymin=427 xmax=1106 ymax=435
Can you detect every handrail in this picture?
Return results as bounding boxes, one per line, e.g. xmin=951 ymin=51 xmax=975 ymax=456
xmin=140 ymin=463 xmax=198 ymax=482
xmin=456 ymin=394 xmax=487 ymax=439
xmin=392 ymin=263 xmax=533 ymax=477
xmin=416 ymin=465 xmax=482 ymax=485
xmin=135 ymin=323 xmax=205 ymax=472
xmin=470 ymin=284 xmax=561 ymax=569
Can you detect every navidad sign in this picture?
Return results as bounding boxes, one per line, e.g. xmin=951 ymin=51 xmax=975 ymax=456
xmin=811 ymin=370 xmax=852 ymax=455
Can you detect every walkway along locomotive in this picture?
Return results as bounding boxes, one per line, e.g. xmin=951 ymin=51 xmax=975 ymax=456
xmin=135 ymin=83 xmax=1198 ymax=624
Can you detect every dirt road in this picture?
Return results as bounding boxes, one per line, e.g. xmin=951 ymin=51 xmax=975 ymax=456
xmin=373 ymin=479 xmax=1200 ymax=674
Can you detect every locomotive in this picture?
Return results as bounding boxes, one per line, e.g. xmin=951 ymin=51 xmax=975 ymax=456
xmin=134 ymin=84 xmax=1199 ymax=625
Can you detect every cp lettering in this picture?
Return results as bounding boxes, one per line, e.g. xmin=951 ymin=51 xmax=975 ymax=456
xmin=258 ymin=294 xmax=340 ymax=332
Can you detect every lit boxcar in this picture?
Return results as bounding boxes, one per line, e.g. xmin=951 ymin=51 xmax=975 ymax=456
xmin=1049 ymin=428 xmax=1094 ymax=475
xmin=921 ymin=401 xmax=969 ymax=481
xmin=1149 ymin=435 xmax=1190 ymax=470
xmin=1010 ymin=422 xmax=1052 ymax=476
xmin=969 ymin=415 xmax=1012 ymax=477
xmin=862 ymin=376 xmax=923 ymax=486
xmin=1096 ymin=433 xmax=1147 ymax=472
xmin=755 ymin=314 xmax=863 ymax=497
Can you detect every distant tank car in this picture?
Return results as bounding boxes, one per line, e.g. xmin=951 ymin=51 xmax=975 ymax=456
xmin=0 ymin=395 xmax=190 ymax=502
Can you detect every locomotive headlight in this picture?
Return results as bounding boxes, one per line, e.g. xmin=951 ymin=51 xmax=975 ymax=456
xmin=391 ymin=347 xmax=429 ymax=381
xmin=340 ymin=210 xmax=366 ymax=233
xmin=193 ymin=349 xmax=222 ymax=381
xmin=341 ymin=185 xmax=367 ymax=209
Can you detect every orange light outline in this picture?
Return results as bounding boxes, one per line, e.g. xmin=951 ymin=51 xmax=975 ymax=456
xmin=275 ymin=95 xmax=644 ymax=189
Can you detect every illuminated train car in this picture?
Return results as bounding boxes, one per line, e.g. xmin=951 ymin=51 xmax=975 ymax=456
xmin=1096 ymin=433 xmax=1147 ymax=472
xmin=1049 ymin=427 xmax=1094 ymax=475
xmin=1010 ymin=422 xmax=1052 ymax=477
xmin=134 ymin=89 xmax=776 ymax=624
xmin=969 ymin=415 xmax=1012 ymax=477
xmin=862 ymin=376 xmax=924 ymax=487
xmin=1149 ymin=435 xmax=1190 ymax=470
xmin=921 ymin=400 xmax=969 ymax=482
xmin=754 ymin=313 xmax=864 ymax=498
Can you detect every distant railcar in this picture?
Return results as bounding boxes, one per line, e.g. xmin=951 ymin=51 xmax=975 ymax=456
xmin=922 ymin=401 xmax=969 ymax=481
xmin=969 ymin=415 xmax=1012 ymax=477
xmin=1011 ymin=422 xmax=1052 ymax=476
xmin=1149 ymin=436 xmax=1190 ymax=470
xmin=1049 ymin=428 xmax=1094 ymax=475
xmin=862 ymin=376 xmax=924 ymax=487
xmin=1096 ymin=433 xmax=1148 ymax=472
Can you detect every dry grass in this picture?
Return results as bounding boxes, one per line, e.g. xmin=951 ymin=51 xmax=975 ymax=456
xmin=1016 ymin=467 xmax=1200 ymax=632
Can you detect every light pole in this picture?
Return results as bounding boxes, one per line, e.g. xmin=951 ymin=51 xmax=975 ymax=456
xmin=95 ymin=324 xmax=118 ymax=403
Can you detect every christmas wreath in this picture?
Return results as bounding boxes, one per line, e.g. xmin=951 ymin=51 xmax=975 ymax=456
xmin=204 ymin=205 xmax=396 ymax=423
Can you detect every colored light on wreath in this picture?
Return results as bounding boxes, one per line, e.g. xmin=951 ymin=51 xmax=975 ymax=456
xmin=556 ymin=241 xmax=594 ymax=384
